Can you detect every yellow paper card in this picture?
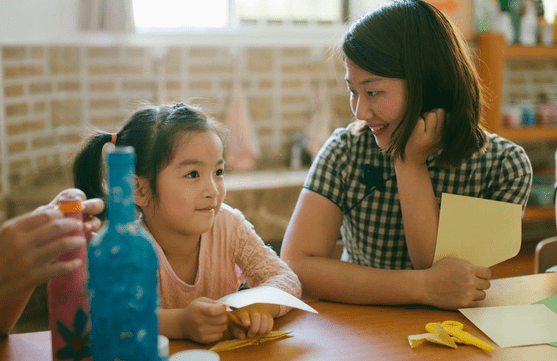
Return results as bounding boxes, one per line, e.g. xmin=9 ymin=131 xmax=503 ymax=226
xmin=433 ymin=193 xmax=522 ymax=267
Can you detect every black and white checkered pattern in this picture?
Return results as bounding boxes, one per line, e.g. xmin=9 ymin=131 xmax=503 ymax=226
xmin=304 ymin=127 xmax=533 ymax=270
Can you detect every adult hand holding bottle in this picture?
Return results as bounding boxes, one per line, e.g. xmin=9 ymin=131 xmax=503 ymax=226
xmin=0 ymin=188 xmax=103 ymax=335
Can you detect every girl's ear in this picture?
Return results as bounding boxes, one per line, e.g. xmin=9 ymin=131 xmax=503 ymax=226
xmin=135 ymin=176 xmax=151 ymax=207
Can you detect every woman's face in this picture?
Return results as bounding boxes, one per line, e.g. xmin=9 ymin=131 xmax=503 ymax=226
xmin=345 ymin=59 xmax=408 ymax=150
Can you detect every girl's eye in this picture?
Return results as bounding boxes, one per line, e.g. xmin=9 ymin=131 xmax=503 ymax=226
xmin=368 ymin=91 xmax=379 ymax=96
xmin=185 ymin=171 xmax=199 ymax=178
xmin=216 ymin=168 xmax=225 ymax=176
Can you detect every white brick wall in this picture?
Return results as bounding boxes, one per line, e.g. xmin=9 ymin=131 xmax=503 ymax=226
xmin=0 ymin=44 xmax=352 ymax=201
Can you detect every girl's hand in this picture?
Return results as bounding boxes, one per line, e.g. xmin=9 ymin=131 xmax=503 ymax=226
xmin=420 ymin=257 xmax=491 ymax=310
xmin=402 ymin=108 xmax=445 ymax=165
xmin=229 ymin=304 xmax=274 ymax=340
xmin=182 ymin=297 xmax=228 ymax=344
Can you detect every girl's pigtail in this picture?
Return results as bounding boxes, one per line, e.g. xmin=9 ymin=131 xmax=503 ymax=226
xmin=73 ymin=132 xmax=113 ymax=220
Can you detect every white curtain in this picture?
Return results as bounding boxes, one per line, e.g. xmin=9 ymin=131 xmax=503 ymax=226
xmin=79 ymin=0 xmax=135 ymax=32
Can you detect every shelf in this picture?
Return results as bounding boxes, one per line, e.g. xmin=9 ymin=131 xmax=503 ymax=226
xmin=495 ymin=127 xmax=557 ymax=141
xmin=477 ymin=33 xmax=557 ymax=141
xmin=225 ymin=169 xmax=308 ymax=191
xmin=506 ymin=45 xmax=557 ymax=58
xmin=523 ymin=206 xmax=555 ymax=222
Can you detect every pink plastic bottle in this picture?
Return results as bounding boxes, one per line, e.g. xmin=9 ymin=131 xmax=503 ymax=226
xmin=47 ymin=195 xmax=92 ymax=360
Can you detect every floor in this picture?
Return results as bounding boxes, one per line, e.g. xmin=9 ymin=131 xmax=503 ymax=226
xmin=11 ymin=241 xmax=540 ymax=334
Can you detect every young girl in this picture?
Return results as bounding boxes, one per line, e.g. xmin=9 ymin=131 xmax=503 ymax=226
xmin=73 ymin=104 xmax=301 ymax=344
xmin=281 ymin=0 xmax=532 ymax=310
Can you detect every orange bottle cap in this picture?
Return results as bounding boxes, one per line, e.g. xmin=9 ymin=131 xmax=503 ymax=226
xmin=59 ymin=201 xmax=83 ymax=214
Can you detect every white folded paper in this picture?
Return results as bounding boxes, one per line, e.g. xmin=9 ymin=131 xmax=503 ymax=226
xmin=459 ymin=304 xmax=557 ymax=348
xmin=218 ymin=286 xmax=318 ymax=314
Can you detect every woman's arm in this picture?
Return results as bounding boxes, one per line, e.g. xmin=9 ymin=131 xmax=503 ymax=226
xmin=281 ymin=190 xmax=421 ymax=304
xmin=0 ymin=291 xmax=34 ymax=336
xmin=395 ymin=109 xmax=444 ymax=269
xmin=394 ymin=160 xmax=439 ymax=269
xmin=280 ymin=189 xmax=490 ymax=309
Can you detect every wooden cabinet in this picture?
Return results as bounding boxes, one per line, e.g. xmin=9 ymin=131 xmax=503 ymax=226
xmin=476 ymin=33 xmax=557 ymax=222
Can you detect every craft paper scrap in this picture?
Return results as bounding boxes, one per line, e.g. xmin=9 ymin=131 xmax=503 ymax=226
xmin=408 ymin=323 xmax=457 ymax=349
xmin=408 ymin=320 xmax=493 ymax=351
xmin=209 ymin=331 xmax=292 ymax=352
xmin=425 ymin=321 xmax=494 ymax=351
xmin=218 ymin=286 xmax=318 ymax=314
xmin=459 ymin=304 xmax=557 ymax=348
xmin=433 ymin=193 xmax=522 ymax=267
xmin=533 ymin=294 xmax=557 ymax=347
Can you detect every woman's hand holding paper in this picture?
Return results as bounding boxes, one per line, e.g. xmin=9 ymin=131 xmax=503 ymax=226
xmin=419 ymin=257 xmax=491 ymax=310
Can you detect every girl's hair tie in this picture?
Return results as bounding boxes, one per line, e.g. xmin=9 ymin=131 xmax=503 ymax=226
xmin=111 ymin=133 xmax=117 ymax=144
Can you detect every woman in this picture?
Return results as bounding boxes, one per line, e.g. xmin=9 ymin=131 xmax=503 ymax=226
xmin=280 ymin=0 xmax=532 ymax=310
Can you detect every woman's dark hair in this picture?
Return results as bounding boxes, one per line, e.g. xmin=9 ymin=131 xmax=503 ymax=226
xmin=73 ymin=103 xmax=227 ymax=220
xmin=341 ymin=0 xmax=487 ymax=167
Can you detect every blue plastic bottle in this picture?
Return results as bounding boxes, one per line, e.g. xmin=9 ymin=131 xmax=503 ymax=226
xmin=87 ymin=146 xmax=159 ymax=360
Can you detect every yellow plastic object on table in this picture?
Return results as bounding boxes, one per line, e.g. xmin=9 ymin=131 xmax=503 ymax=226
xmin=408 ymin=323 xmax=457 ymax=349
xmin=425 ymin=320 xmax=494 ymax=351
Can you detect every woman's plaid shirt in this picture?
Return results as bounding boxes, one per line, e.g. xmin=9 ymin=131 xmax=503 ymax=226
xmin=304 ymin=127 xmax=533 ymax=270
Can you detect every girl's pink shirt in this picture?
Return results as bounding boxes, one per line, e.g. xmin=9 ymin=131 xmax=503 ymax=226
xmin=149 ymin=204 xmax=302 ymax=317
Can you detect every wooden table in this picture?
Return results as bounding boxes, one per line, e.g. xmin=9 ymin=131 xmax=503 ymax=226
xmin=2 ymin=273 xmax=557 ymax=360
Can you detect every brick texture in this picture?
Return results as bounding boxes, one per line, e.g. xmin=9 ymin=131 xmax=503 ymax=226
xmin=2 ymin=41 xmax=550 ymax=206
xmin=51 ymin=99 xmax=82 ymax=127
xmin=4 ymin=84 xmax=24 ymax=97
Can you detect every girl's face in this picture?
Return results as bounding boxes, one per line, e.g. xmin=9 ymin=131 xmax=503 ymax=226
xmin=345 ymin=59 xmax=408 ymax=150
xmin=142 ymin=130 xmax=226 ymax=237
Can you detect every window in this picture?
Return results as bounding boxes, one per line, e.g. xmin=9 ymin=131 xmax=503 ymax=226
xmin=132 ymin=0 xmax=357 ymax=33
xmin=131 ymin=0 xmax=390 ymax=46
xmin=133 ymin=0 xmax=230 ymax=31
xmin=235 ymin=0 xmax=342 ymax=23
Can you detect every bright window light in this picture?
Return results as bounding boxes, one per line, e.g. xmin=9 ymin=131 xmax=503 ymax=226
xmin=133 ymin=0 xmax=229 ymax=29
xmin=545 ymin=2 xmax=556 ymax=24
xmin=133 ymin=0 xmax=344 ymax=32
xmin=236 ymin=0 xmax=340 ymax=22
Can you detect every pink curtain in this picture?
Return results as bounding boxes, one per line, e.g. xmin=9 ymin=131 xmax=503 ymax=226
xmin=306 ymin=83 xmax=333 ymax=159
xmin=226 ymin=80 xmax=261 ymax=171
